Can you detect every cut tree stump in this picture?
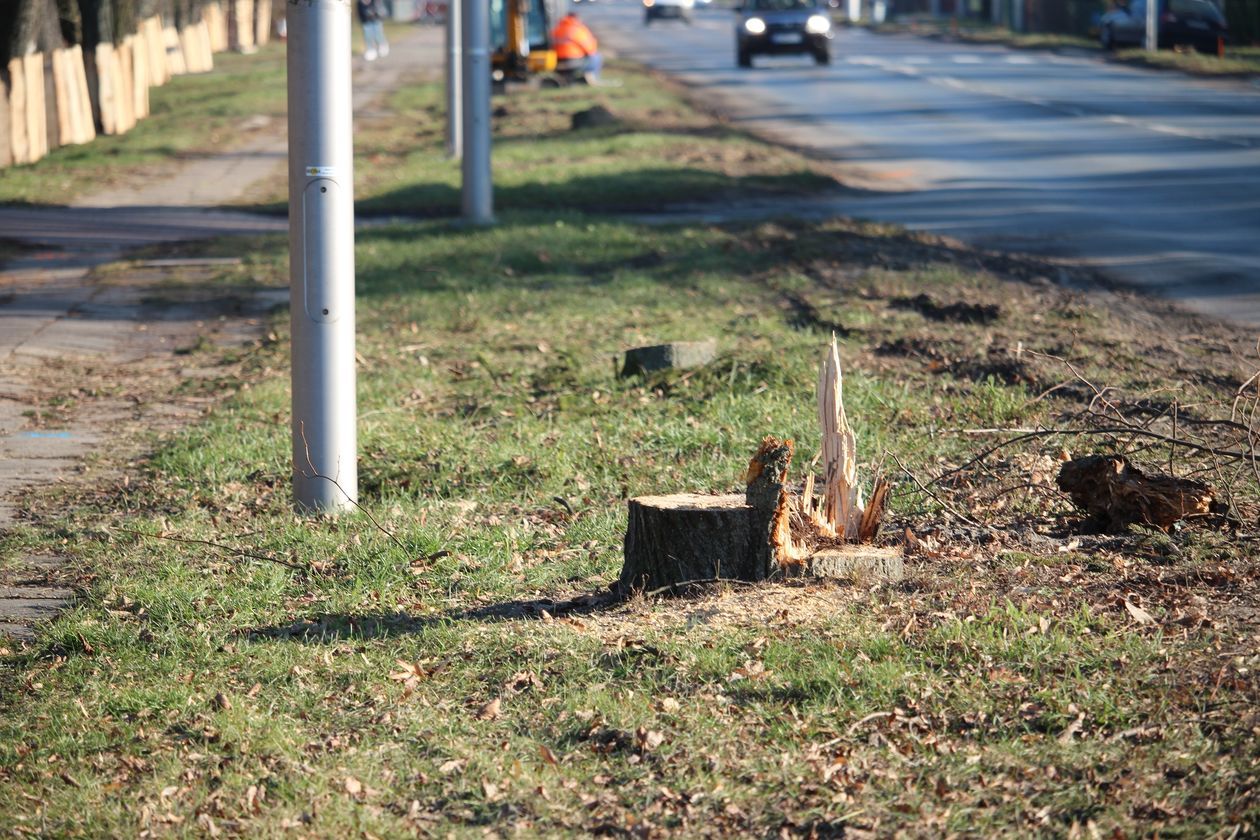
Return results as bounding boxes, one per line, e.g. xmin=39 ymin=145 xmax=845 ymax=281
xmin=618 ymin=339 xmax=902 ymax=596
xmin=619 ymin=493 xmax=903 ymax=594
xmin=620 ymin=493 xmax=759 ymax=594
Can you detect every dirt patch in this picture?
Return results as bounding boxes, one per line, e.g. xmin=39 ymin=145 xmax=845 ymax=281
xmin=0 ymin=253 xmax=283 ymax=639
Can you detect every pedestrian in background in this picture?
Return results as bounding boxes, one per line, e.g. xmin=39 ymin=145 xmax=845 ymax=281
xmin=357 ymin=0 xmax=390 ymax=61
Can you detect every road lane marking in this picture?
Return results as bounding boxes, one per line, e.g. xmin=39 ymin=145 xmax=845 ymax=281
xmin=856 ymin=55 xmax=1256 ymax=149
xmin=1005 ymin=54 xmax=1034 ymax=64
xmin=951 ymin=54 xmax=983 ymax=63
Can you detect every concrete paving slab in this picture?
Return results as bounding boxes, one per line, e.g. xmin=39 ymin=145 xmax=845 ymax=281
xmin=0 ymin=622 xmax=35 ymax=641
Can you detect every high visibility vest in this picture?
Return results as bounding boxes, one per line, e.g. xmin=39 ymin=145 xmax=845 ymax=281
xmin=552 ymin=16 xmax=598 ymax=60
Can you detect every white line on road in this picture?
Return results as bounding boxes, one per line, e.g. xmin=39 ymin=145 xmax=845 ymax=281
xmin=860 ymin=55 xmax=1255 ymax=149
xmin=1004 ymin=54 xmax=1035 ymax=64
xmin=951 ymin=54 xmax=983 ymax=64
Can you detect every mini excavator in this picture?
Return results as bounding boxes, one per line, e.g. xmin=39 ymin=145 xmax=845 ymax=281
xmin=491 ymin=0 xmax=559 ymax=83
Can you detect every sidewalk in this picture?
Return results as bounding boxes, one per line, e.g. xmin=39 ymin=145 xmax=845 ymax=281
xmin=0 ymin=25 xmax=443 ymax=640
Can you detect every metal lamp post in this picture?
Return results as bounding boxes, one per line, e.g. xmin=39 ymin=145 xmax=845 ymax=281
xmin=446 ymin=0 xmax=463 ymax=158
xmin=286 ymin=0 xmax=359 ymax=512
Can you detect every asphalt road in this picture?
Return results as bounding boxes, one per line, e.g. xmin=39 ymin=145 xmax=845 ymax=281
xmin=585 ymin=3 xmax=1260 ymax=326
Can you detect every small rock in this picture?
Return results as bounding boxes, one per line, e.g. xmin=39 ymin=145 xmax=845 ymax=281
xmin=620 ymin=340 xmax=717 ymax=378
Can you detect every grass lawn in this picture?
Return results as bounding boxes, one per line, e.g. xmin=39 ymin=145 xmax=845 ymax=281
xmin=244 ymin=61 xmax=841 ymax=217
xmin=1 ymin=60 xmax=1259 ymax=839
xmin=1114 ymin=45 xmax=1260 ymax=76
xmin=862 ymin=18 xmax=1260 ymax=78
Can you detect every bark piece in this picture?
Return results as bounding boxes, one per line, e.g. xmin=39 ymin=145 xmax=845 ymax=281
xmin=1056 ymin=454 xmax=1217 ymax=533
xmin=807 ymin=546 xmax=903 ymax=582
xmin=620 ymin=340 xmax=716 ymax=378
xmin=745 ymin=436 xmax=798 ymax=573
xmin=619 ymin=493 xmax=758 ymax=595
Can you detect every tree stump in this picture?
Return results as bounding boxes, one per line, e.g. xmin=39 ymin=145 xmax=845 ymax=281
xmin=619 ymin=493 xmax=761 ymax=594
xmin=618 ymin=340 xmax=903 ymax=597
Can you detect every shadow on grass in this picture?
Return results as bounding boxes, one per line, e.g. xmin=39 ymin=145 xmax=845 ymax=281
xmin=359 ymin=166 xmax=832 ymax=218
xmin=234 ymin=589 xmax=621 ymax=642
xmin=241 ymin=166 xmax=836 ymax=219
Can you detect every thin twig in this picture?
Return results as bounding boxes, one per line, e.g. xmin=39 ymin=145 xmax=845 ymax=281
xmin=115 ymin=527 xmax=306 ymax=572
xmin=891 ymin=454 xmax=992 ymax=532
xmin=297 ymin=422 xmax=409 ymax=553
xmin=934 ymin=426 xmax=1254 ymax=489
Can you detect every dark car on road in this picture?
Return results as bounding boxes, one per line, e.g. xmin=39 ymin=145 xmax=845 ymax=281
xmin=1099 ymin=0 xmax=1228 ymax=52
xmin=736 ymin=0 xmax=833 ymax=68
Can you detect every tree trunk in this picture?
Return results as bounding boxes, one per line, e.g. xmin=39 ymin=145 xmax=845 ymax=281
xmin=77 ymin=0 xmax=115 ymax=47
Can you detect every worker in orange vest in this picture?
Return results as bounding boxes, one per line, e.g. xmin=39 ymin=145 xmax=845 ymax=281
xmin=551 ymin=11 xmax=603 ymax=82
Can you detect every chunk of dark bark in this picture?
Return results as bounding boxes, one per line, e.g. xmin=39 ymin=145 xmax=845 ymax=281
xmin=1056 ymin=454 xmax=1218 ymax=533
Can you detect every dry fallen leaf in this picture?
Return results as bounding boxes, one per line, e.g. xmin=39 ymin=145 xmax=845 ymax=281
xmin=1058 ymin=713 xmax=1085 ymax=744
xmin=636 ymin=727 xmax=665 ymax=752
xmin=539 ymin=744 xmax=560 ymax=766
xmin=439 ymin=758 xmax=467 ymax=775
xmin=344 ymin=776 xmax=363 ymax=796
xmin=1125 ymin=600 xmax=1155 ymax=626
xmin=211 ymin=692 xmax=231 ymax=711
xmin=475 ymin=697 xmax=502 ymax=720
xmin=658 ymin=697 xmax=682 ymax=713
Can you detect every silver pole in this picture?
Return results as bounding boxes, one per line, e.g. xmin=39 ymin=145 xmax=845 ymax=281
xmin=287 ymin=0 xmax=359 ymax=513
xmin=1145 ymin=0 xmax=1158 ymax=52
xmin=446 ymin=0 xmax=463 ymax=159
xmin=461 ymin=0 xmax=493 ymax=223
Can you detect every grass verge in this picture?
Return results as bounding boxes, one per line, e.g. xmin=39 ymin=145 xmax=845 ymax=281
xmin=2 ymin=59 xmax=1259 ymax=837
xmin=1 ymin=211 xmax=1258 ymax=835
xmin=860 ymin=18 xmax=1260 ymax=78
xmin=246 ymin=61 xmax=841 ymax=216
xmin=1113 ymin=45 xmax=1260 ymax=77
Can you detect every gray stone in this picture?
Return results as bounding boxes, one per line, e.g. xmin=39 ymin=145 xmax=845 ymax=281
xmin=621 ymin=340 xmax=718 ymax=377
xmin=807 ymin=546 xmax=904 ymax=582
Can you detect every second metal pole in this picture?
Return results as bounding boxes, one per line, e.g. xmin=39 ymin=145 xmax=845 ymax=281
xmin=1145 ymin=0 xmax=1158 ymax=52
xmin=460 ymin=0 xmax=493 ymax=223
xmin=446 ymin=0 xmax=462 ymax=159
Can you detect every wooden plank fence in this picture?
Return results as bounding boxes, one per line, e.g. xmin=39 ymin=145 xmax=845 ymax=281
xmin=0 ymin=1 xmax=274 ymax=170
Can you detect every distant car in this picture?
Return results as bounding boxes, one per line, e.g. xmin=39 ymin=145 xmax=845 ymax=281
xmin=736 ymin=0 xmax=833 ymax=68
xmin=1099 ymin=0 xmax=1228 ymax=53
xmin=644 ymin=0 xmax=694 ymax=25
